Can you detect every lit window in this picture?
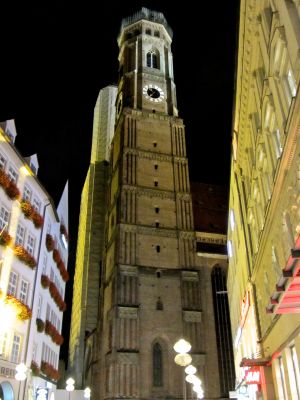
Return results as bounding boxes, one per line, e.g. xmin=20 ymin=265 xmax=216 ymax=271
xmin=229 ymin=209 xmax=235 ymax=231
xmin=26 ymin=234 xmax=35 ymax=255
xmin=7 ymin=271 xmax=18 ymax=296
xmin=37 ymin=295 xmax=43 ymax=318
xmin=19 ymin=280 xmax=29 ymax=304
xmin=273 ymin=129 xmax=283 ymax=158
xmin=147 ymin=50 xmax=159 ymax=69
xmin=8 ymin=166 xmax=18 ymax=183
xmin=287 ymin=69 xmax=297 ymax=97
xmin=0 ymin=206 xmax=9 ymax=231
xmin=10 ymin=334 xmax=21 ymax=363
xmin=15 ymin=224 xmax=25 ymax=246
xmin=290 ymin=345 xmax=300 ymax=399
xmin=227 ymin=240 xmax=233 ymax=258
xmin=0 ymin=154 xmax=6 ymax=170
xmin=23 ymin=185 xmax=31 ymax=202
xmin=32 ymin=197 xmax=40 ymax=213
xmin=0 ymin=332 xmax=8 ymax=357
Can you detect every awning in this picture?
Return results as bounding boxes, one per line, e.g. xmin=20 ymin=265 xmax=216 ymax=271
xmin=266 ymin=235 xmax=300 ymax=314
xmin=240 ymin=357 xmax=270 ymax=367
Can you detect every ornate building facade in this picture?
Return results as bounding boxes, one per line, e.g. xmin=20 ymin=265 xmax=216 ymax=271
xmin=227 ymin=0 xmax=300 ymax=398
xmin=0 ymin=120 xmax=69 ymax=399
xmin=69 ymin=8 xmax=235 ymax=400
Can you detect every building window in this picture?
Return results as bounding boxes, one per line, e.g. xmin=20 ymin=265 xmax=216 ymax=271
xmin=227 ymin=240 xmax=233 ymax=258
xmin=26 ymin=234 xmax=35 ymax=255
xmin=147 ymin=50 xmax=159 ymax=69
xmin=154 ymin=181 xmax=158 ymax=187
xmin=155 ymin=221 xmax=160 ymax=228
xmin=276 ymin=356 xmax=288 ymax=400
xmin=0 ymin=332 xmax=8 ymax=357
xmin=154 ymin=30 xmax=160 ymax=37
xmin=154 ymin=164 xmax=158 ymax=170
xmin=155 ymin=207 xmax=160 ymax=214
xmin=32 ymin=197 xmax=40 ymax=213
xmin=146 ymin=28 xmax=152 ymax=35
xmin=11 ymin=334 xmax=21 ymax=363
xmin=0 ymin=154 xmax=6 ymax=170
xmin=16 ymin=224 xmax=25 ymax=246
xmin=37 ymin=295 xmax=43 ymax=318
xmin=0 ymin=206 xmax=9 ymax=230
xmin=156 ymin=245 xmax=160 ymax=253
xmin=19 ymin=280 xmax=29 ymax=304
xmin=156 ymin=297 xmax=163 ymax=310
xmin=153 ymin=142 xmax=157 ymax=147
xmin=8 ymin=166 xmax=18 ymax=183
xmin=153 ymin=343 xmax=163 ymax=386
xmin=229 ymin=209 xmax=235 ymax=231
xmin=287 ymin=68 xmax=297 ymax=97
xmin=289 ymin=345 xmax=300 ymax=399
xmin=23 ymin=185 xmax=31 ymax=202
xmin=7 ymin=271 xmax=18 ymax=296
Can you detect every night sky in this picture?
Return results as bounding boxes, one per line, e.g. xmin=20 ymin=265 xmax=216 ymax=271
xmin=1 ymin=1 xmax=239 ymax=362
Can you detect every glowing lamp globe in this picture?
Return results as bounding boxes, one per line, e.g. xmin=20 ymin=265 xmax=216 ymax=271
xmin=15 ymin=363 xmax=27 ymax=381
xmin=185 ymin=374 xmax=195 ymax=383
xmin=66 ymin=378 xmax=75 ymax=392
xmin=173 ymin=339 xmax=191 ymax=354
xmin=84 ymin=387 xmax=91 ymax=399
xmin=185 ymin=365 xmax=197 ymax=375
xmin=174 ymin=353 xmax=192 ymax=366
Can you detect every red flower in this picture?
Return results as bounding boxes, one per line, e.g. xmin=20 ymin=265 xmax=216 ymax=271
xmin=0 ymin=231 xmax=12 ymax=247
xmin=14 ymin=245 xmax=37 ymax=268
xmin=20 ymin=200 xmax=34 ymax=218
xmin=5 ymin=181 xmax=20 ymax=200
xmin=32 ymin=211 xmax=44 ymax=229
xmin=41 ymin=274 xmax=50 ymax=288
xmin=45 ymin=234 xmax=55 ymax=252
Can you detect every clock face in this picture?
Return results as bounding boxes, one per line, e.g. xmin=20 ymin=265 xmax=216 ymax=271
xmin=143 ymin=84 xmax=165 ymax=102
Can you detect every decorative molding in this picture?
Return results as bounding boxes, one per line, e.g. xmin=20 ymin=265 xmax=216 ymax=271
xmin=181 ymin=271 xmax=199 ymax=281
xmin=137 ymin=225 xmax=177 ymax=238
xmin=117 ymin=352 xmax=139 ymax=364
xmin=196 ymin=231 xmax=227 ymax=245
xmin=118 ymin=306 xmax=138 ymax=319
xmin=183 ymin=310 xmax=202 ymax=323
xmin=179 ymin=231 xmax=195 ymax=239
xmin=119 ymin=265 xmax=138 ymax=276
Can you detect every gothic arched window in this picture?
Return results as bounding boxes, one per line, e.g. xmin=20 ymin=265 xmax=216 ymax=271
xmin=153 ymin=342 xmax=163 ymax=386
xmin=147 ymin=51 xmax=159 ymax=69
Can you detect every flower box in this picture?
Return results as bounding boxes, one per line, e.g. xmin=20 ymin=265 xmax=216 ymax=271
xmin=36 ymin=318 xmax=45 ymax=332
xmin=20 ymin=200 xmax=44 ymax=229
xmin=45 ymin=234 xmax=55 ymax=252
xmin=30 ymin=361 xmax=40 ymax=376
xmin=0 ymin=231 xmax=12 ymax=247
xmin=60 ymin=224 xmax=69 ymax=242
xmin=41 ymin=274 xmax=50 ymax=288
xmin=4 ymin=294 xmax=32 ymax=321
xmin=14 ymin=245 xmax=37 ymax=268
xmin=0 ymin=170 xmax=20 ymax=200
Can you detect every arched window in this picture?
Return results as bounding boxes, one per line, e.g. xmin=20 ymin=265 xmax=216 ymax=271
xmin=153 ymin=343 xmax=163 ymax=386
xmin=147 ymin=50 xmax=159 ymax=69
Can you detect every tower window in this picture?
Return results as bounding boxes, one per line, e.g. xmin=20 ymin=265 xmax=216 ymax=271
xmin=155 ymin=207 xmax=159 ymax=214
xmin=146 ymin=28 xmax=152 ymax=35
xmin=153 ymin=142 xmax=157 ymax=147
xmin=156 ymin=297 xmax=163 ymax=310
xmin=156 ymin=270 xmax=161 ymax=278
xmin=154 ymin=164 xmax=158 ymax=170
xmin=134 ymin=29 xmax=141 ymax=36
xmin=154 ymin=181 xmax=158 ymax=187
xmin=126 ymin=32 xmax=132 ymax=40
xmin=155 ymin=221 xmax=160 ymax=228
xmin=153 ymin=343 xmax=163 ymax=386
xmin=156 ymin=245 xmax=160 ymax=253
xmin=154 ymin=31 xmax=160 ymax=38
xmin=147 ymin=50 xmax=159 ymax=69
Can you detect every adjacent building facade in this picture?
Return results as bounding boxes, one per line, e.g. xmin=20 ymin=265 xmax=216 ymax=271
xmin=69 ymin=8 xmax=235 ymax=400
xmin=0 ymin=120 xmax=69 ymax=399
xmin=227 ymin=1 xmax=300 ymax=398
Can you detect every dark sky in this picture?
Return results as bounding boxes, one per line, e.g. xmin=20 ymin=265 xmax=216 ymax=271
xmin=1 ymin=1 xmax=239 ymax=361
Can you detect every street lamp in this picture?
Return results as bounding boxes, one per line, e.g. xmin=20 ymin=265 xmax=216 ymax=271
xmin=66 ymin=378 xmax=75 ymax=400
xmin=84 ymin=387 xmax=91 ymax=399
xmin=15 ymin=363 xmax=27 ymax=381
xmin=174 ymin=339 xmax=192 ymax=400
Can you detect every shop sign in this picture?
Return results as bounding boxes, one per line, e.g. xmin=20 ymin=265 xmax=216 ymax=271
xmin=0 ymin=366 xmax=15 ymax=378
xmin=245 ymin=367 xmax=261 ymax=385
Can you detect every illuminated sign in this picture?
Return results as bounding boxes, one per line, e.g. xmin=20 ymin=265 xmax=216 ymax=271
xmin=245 ymin=367 xmax=261 ymax=385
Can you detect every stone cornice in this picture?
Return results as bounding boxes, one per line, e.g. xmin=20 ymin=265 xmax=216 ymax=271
xmin=123 ymin=147 xmax=188 ymax=164
xmin=122 ymin=184 xmax=175 ymax=200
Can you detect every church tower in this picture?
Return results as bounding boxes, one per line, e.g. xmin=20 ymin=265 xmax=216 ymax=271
xmin=97 ymin=8 xmax=202 ymax=400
